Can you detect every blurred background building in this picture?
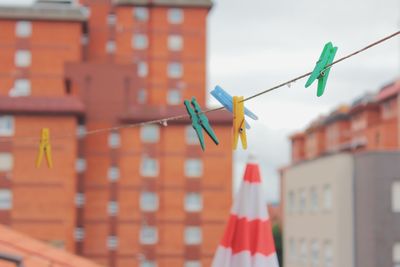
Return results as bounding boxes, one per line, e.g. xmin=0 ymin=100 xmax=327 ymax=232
xmin=281 ymin=80 xmax=400 ymax=267
xmin=0 ymin=0 xmax=233 ymax=266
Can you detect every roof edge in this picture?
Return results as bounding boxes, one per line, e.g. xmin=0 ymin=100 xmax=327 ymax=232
xmin=113 ymin=0 xmax=213 ymax=8
xmin=0 ymin=5 xmax=88 ymax=22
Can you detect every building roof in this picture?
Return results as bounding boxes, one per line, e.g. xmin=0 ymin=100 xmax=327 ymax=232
xmin=0 ymin=3 xmax=87 ymax=21
xmin=0 ymin=97 xmax=85 ymax=116
xmin=351 ymin=92 xmax=376 ymax=107
xmin=0 ymin=225 xmax=103 ymax=267
xmin=305 ymin=115 xmax=326 ymax=133
xmin=323 ymin=105 xmax=350 ymax=125
xmin=376 ymin=80 xmax=400 ymax=102
xmin=289 ymin=132 xmax=305 ymax=140
xmin=349 ymin=92 xmax=379 ymax=115
xmin=120 ymin=105 xmax=231 ymax=124
xmin=114 ymin=0 xmax=213 ymax=8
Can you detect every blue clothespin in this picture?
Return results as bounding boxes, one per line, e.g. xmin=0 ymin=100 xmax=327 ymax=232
xmin=210 ymin=85 xmax=258 ymax=129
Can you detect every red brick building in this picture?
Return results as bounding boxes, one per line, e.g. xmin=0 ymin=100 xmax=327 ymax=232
xmin=0 ymin=1 xmax=233 ymax=267
xmin=0 ymin=1 xmax=86 ymax=252
xmin=287 ymin=79 xmax=400 ymax=162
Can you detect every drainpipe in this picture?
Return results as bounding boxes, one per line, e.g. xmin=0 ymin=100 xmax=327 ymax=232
xmin=0 ymin=252 xmax=24 ymax=267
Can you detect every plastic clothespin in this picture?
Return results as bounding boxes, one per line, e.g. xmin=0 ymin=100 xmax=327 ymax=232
xmin=305 ymin=42 xmax=338 ymax=97
xmin=36 ymin=128 xmax=53 ymax=168
xmin=184 ymin=97 xmax=219 ymax=151
xmin=233 ymin=96 xmax=247 ymax=150
xmin=210 ymin=85 xmax=258 ymax=129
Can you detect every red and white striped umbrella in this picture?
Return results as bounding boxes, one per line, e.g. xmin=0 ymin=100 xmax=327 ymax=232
xmin=211 ymin=160 xmax=279 ymax=267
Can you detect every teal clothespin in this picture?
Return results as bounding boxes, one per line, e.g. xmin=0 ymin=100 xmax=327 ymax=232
xmin=184 ymin=97 xmax=219 ymax=151
xmin=305 ymin=42 xmax=338 ymax=97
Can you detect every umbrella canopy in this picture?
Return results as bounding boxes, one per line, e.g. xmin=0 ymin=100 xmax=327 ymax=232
xmin=211 ymin=160 xmax=279 ymax=267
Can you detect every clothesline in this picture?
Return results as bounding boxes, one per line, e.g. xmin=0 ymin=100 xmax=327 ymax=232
xmin=0 ymin=30 xmax=399 ymax=144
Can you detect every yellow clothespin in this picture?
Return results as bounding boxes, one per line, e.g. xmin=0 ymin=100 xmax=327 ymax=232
xmin=233 ymin=96 xmax=247 ymax=150
xmin=36 ymin=128 xmax=53 ymax=168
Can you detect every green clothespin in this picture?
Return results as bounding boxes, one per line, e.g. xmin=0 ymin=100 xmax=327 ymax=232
xmin=305 ymin=42 xmax=338 ymax=97
xmin=184 ymin=97 xmax=219 ymax=151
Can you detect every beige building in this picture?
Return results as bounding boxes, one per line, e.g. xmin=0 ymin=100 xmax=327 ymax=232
xmin=282 ymin=151 xmax=400 ymax=267
xmin=283 ymin=153 xmax=354 ymax=267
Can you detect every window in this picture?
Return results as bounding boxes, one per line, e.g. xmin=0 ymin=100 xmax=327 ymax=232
xmin=134 ymin=7 xmax=149 ymax=21
xmin=107 ymin=13 xmax=116 ymax=25
xmin=75 ymin=193 xmax=85 ymax=207
xmin=323 ymin=185 xmax=332 ymax=211
xmin=108 ymin=166 xmax=120 ymax=181
xmin=140 ymin=226 xmax=158 ymax=244
xmin=168 ymin=35 xmax=183 ymax=51
xmin=108 ymin=201 xmax=118 ymax=216
xmin=168 ymin=62 xmax=183 ymax=78
xmin=324 ymin=241 xmax=333 ymax=267
xmin=82 ymin=6 xmax=91 ymax=17
xmin=185 ymin=193 xmax=202 ymax=212
xmin=140 ymin=192 xmax=158 ymax=212
xmin=47 ymin=240 xmax=65 ymax=249
xmin=0 ymin=116 xmax=14 ymax=136
xmin=106 ymin=40 xmax=116 ymax=54
xmin=9 ymin=79 xmax=31 ymax=97
xmin=310 ymin=187 xmax=318 ymax=211
xmin=132 ymin=34 xmax=148 ymax=50
xmin=76 ymin=125 xmax=86 ymax=139
xmin=140 ymin=157 xmax=159 ymax=177
xmin=311 ymin=240 xmax=319 ymax=267
xmin=185 ymin=126 xmax=199 ymax=145
xmin=75 ymin=158 xmax=86 ymax=173
xmin=81 ymin=33 xmax=89 ymax=45
xmin=16 ymin=21 xmax=31 ymax=37
xmin=107 ymin=235 xmax=118 ymax=250
xmin=0 ymin=189 xmax=12 ymax=210
xmin=65 ymin=79 xmax=72 ymax=95
xmin=184 ymin=226 xmax=202 ymax=245
xmin=15 ymin=50 xmax=31 ymax=67
xmin=382 ymin=99 xmax=396 ymax=119
xmin=140 ymin=260 xmax=156 ymax=267
xmin=392 ymin=181 xmax=400 ymax=212
xmin=299 ymin=189 xmax=306 ymax=212
xmin=137 ymin=61 xmax=148 ymax=77
xmin=289 ymin=238 xmax=296 ymax=261
xmin=168 ymin=8 xmax=183 ymax=24
xmin=300 ymin=239 xmax=307 ymax=264
xmin=393 ymin=243 xmax=400 ymax=267
xmin=184 ymin=261 xmax=201 ymax=267
xmin=108 ymin=132 xmax=120 ymax=148
xmin=167 ymin=89 xmax=181 ymax=105
xmin=140 ymin=125 xmax=160 ymax=143
xmin=288 ymin=191 xmax=295 ymax=212
xmin=74 ymin=227 xmax=85 ymax=241
xmin=0 ymin=153 xmax=13 ymax=172
xmin=137 ymin=88 xmax=147 ymax=104
xmin=185 ymin=159 xmax=203 ymax=178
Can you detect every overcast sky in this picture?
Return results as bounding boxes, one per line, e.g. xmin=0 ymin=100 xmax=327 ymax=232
xmin=1 ymin=0 xmax=399 ymax=202
xmin=207 ymin=0 xmax=400 ymax=202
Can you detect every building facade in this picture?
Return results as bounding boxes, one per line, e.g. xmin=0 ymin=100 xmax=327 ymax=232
xmin=0 ymin=1 xmax=233 ymax=267
xmin=288 ymin=80 xmax=400 ymax=162
xmin=282 ymin=152 xmax=400 ymax=267
xmin=282 ymin=79 xmax=400 ymax=267
xmin=0 ymin=1 xmax=86 ymax=252
xmin=283 ymin=153 xmax=354 ymax=267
